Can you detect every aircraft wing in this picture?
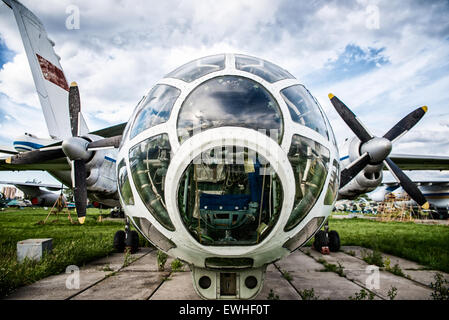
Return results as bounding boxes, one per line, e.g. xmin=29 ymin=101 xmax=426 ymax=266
xmin=0 ymin=180 xmax=65 ymax=190
xmin=89 ymin=122 xmax=127 ymax=138
xmin=0 ymin=157 xmax=70 ymax=171
xmin=0 ymin=122 xmax=125 ymax=173
xmin=0 ymin=145 xmax=18 ymax=155
xmin=383 ymin=180 xmax=449 ymax=187
xmin=387 ymin=154 xmax=449 ymax=170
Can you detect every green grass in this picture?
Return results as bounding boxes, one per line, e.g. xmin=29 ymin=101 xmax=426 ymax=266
xmin=361 ymin=248 xmax=384 ymax=267
xmin=348 ymin=288 xmax=375 ymax=300
xmin=319 ymin=260 xmax=345 ymax=277
xmin=281 ymin=270 xmax=292 ymax=281
xmin=1 ymin=208 xmax=448 ymax=297
xmin=170 ymin=259 xmax=184 ymax=272
xmin=299 ymin=288 xmax=319 ymax=300
xmin=327 ymin=217 xmax=449 ymax=273
xmin=0 ymin=207 xmax=125 ymax=297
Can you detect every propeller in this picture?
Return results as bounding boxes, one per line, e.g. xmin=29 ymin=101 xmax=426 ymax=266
xmin=64 ymin=82 xmax=89 ymax=224
xmin=4 ymin=82 xmax=123 ymax=224
xmin=329 ymin=93 xmax=430 ymax=209
xmin=63 ymin=82 xmax=125 ymax=223
xmin=7 ymin=82 xmax=115 ymax=224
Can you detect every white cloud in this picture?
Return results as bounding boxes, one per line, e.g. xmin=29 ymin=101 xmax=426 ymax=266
xmin=0 ymin=53 xmax=40 ymax=108
xmin=0 ymin=0 xmax=448 ymax=166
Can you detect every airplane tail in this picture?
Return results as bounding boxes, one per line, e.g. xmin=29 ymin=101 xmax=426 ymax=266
xmin=3 ymin=0 xmax=89 ymax=139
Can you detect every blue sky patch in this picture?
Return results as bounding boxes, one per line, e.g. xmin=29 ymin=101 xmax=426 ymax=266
xmin=304 ymin=44 xmax=389 ymax=87
xmin=329 ymin=44 xmax=389 ymax=73
xmin=0 ymin=37 xmax=15 ymax=69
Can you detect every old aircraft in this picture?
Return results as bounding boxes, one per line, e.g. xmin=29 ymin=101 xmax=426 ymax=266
xmin=2 ymin=0 xmax=449 ymax=299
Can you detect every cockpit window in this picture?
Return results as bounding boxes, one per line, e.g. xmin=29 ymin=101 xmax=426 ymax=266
xmin=177 ymin=76 xmax=283 ymax=144
xmin=117 ymin=159 xmax=134 ymax=206
xmin=120 ymin=96 xmax=145 ymax=149
xmin=281 ymin=85 xmax=328 ymax=139
xmin=284 ymin=134 xmax=329 ymax=231
xmin=324 ymin=109 xmax=338 ymax=149
xmin=324 ymin=159 xmax=340 ymax=205
xmin=177 ymin=146 xmax=283 ymax=246
xmin=235 ymin=54 xmax=295 ymax=83
xmin=129 ymin=134 xmax=175 ymax=231
xmin=165 ymin=54 xmax=226 ymax=83
xmin=130 ymin=85 xmax=180 ymax=139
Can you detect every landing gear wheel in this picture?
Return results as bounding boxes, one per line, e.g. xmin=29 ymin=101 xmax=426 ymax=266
xmin=328 ymin=230 xmax=340 ymax=252
xmin=125 ymin=230 xmax=139 ymax=254
xmin=313 ymin=230 xmax=328 ymax=252
xmin=110 ymin=207 xmax=125 ymax=218
xmin=113 ymin=230 xmax=126 ymax=252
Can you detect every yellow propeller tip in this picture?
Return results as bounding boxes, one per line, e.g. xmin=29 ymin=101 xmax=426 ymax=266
xmin=422 ymin=202 xmax=430 ymax=210
xmin=70 ymin=81 xmax=78 ymax=87
xmin=422 ymin=106 xmax=428 ymax=112
xmin=5 ymin=157 xmax=12 ymax=164
xmin=328 ymin=93 xmax=334 ymax=99
xmin=78 ymin=216 xmax=85 ymax=224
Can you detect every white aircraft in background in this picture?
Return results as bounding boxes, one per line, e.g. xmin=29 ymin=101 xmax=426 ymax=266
xmin=0 ymin=179 xmax=64 ymax=206
xmin=2 ymin=0 xmax=449 ymax=299
xmin=369 ymin=181 xmax=449 ymax=218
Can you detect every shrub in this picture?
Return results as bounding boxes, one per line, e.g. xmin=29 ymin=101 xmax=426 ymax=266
xmin=430 ymin=273 xmax=449 ymax=300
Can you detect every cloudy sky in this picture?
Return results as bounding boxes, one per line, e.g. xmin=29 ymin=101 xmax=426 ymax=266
xmin=0 ymin=0 xmax=448 ymax=185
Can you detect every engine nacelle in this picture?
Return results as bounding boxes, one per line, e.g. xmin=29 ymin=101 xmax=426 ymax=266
xmin=338 ymin=136 xmax=383 ymax=199
xmin=30 ymin=193 xmax=60 ymax=206
xmin=78 ymin=134 xmax=118 ymax=195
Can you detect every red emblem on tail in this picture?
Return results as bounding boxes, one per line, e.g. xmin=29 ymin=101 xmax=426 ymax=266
xmin=36 ymin=54 xmax=69 ymax=91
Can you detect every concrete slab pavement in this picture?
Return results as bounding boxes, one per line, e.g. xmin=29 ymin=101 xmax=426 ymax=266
xmin=303 ymin=247 xmax=434 ymax=300
xmin=256 ymin=264 xmax=302 ymax=300
xmin=341 ymin=246 xmax=449 ymax=289
xmin=151 ymin=264 xmax=302 ymax=300
xmin=73 ymin=269 xmax=169 ymax=300
xmin=150 ymin=272 xmax=201 ymax=300
xmin=276 ymin=250 xmax=370 ymax=300
xmin=4 ymin=246 xmax=446 ymax=300
xmin=5 ymin=247 xmax=153 ymax=300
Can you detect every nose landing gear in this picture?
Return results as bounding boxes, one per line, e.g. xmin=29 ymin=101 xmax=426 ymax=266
xmin=113 ymin=217 xmax=139 ymax=253
xmin=313 ymin=221 xmax=340 ymax=254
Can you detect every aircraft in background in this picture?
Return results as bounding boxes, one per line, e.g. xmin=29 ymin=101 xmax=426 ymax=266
xmin=368 ymin=184 xmax=401 ymax=202
xmin=0 ymin=133 xmax=55 ymax=154
xmin=2 ymin=0 xmax=449 ymax=299
xmin=337 ymin=142 xmax=449 ymax=200
xmin=369 ymin=181 xmax=449 ymax=218
xmin=0 ymin=180 xmax=64 ymax=206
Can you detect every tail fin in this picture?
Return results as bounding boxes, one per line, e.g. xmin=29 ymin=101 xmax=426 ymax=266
xmin=3 ymin=0 xmax=89 ymax=139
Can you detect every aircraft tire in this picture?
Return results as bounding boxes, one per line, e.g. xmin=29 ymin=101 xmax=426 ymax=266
xmin=313 ymin=230 xmax=328 ymax=252
xmin=114 ymin=230 xmax=126 ymax=252
xmin=131 ymin=230 xmax=139 ymax=253
xmin=436 ymin=208 xmax=449 ymax=220
xmin=328 ymin=230 xmax=340 ymax=252
xmin=125 ymin=230 xmax=139 ymax=254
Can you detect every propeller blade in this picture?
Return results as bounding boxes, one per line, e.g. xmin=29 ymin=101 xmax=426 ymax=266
xmin=383 ymin=106 xmax=428 ymax=142
xmin=69 ymin=82 xmax=81 ymax=137
xmin=328 ymin=94 xmax=373 ymax=143
xmin=384 ymin=157 xmax=429 ymax=209
xmin=73 ymin=159 xmax=87 ymax=224
xmin=5 ymin=148 xmax=65 ymax=165
xmin=87 ymin=135 xmax=122 ymax=150
xmin=339 ymin=153 xmax=371 ymax=188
